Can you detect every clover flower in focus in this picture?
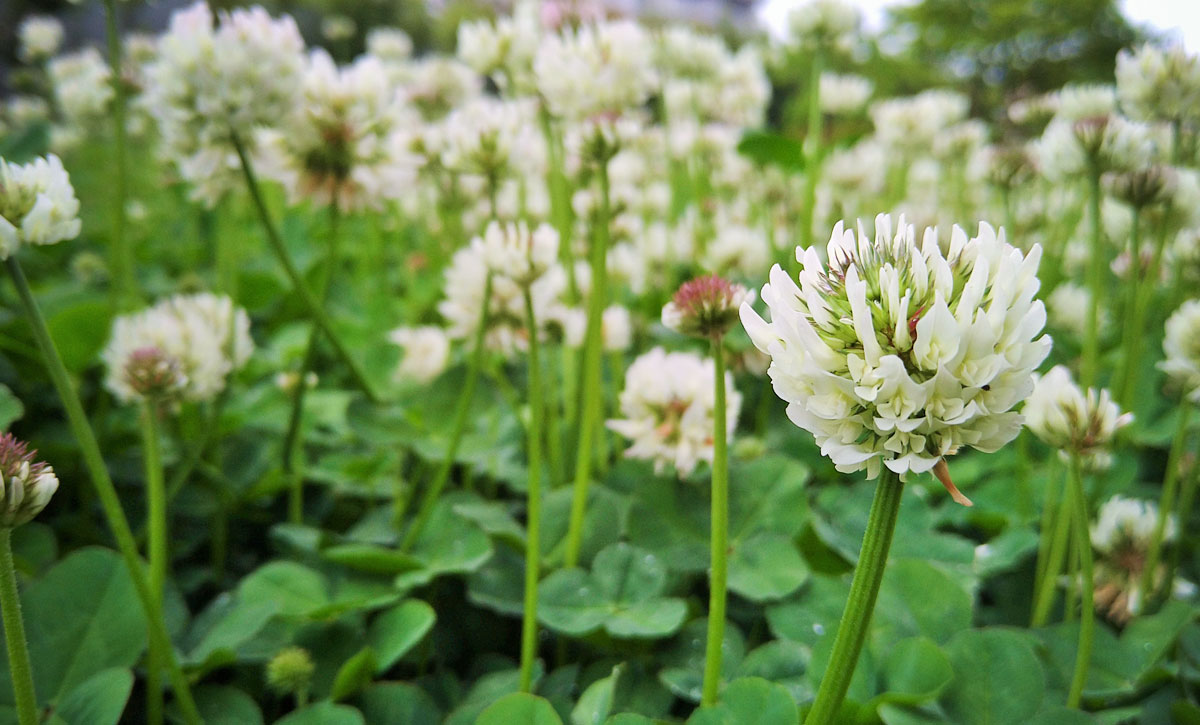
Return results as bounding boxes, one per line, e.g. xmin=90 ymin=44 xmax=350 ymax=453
xmin=663 ymin=275 xmax=751 ymax=340
xmin=17 ymin=16 xmax=63 ymax=65
xmin=1090 ymin=496 xmax=1188 ymax=622
xmin=103 ymin=292 xmax=253 ymax=404
xmin=741 ymin=214 xmax=1051 ymax=503
xmin=257 ymin=50 xmax=418 ymax=211
xmin=0 ymin=433 xmax=59 ymax=528
xmin=1116 ymin=43 xmax=1200 ymax=125
xmin=1024 ymin=366 xmax=1131 ymax=470
xmin=1161 ymin=299 xmax=1200 ymax=403
xmin=0 ymin=154 xmax=81 ymax=258
xmin=608 ymin=347 xmax=741 ymax=477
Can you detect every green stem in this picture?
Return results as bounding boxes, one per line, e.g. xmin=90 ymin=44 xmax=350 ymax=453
xmin=1032 ymin=465 xmax=1073 ymax=627
xmin=1122 ymin=222 xmax=1170 ymax=410
xmin=102 ymin=0 xmax=137 ymax=309
xmin=563 ymin=155 xmax=612 ymax=568
xmin=805 ymin=470 xmax=904 ymax=725
xmin=1032 ymin=454 xmax=1062 ymax=611
xmin=1081 ymin=164 xmax=1103 ymax=389
xmin=283 ymin=203 xmax=341 ymax=524
xmin=140 ymin=401 xmax=167 ymax=725
xmin=400 ymin=274 xmax=493 ymax=552
xmin=1116 ymin=207 xmax=1142 ymax=408
xmin=1066 ymin=454 xmax=1095 ymax=708
xmin=0 ymin=529 xmax=39 ymax=725
xmin=701 ymin=339 xmax=730 ymax=707
xmin=4 ymin=258 xmax=202 ymax=724
xmin=519 ymin=288 xmax=544 ymax=693
xmin=1140 ymin=406 xmax=1192 ymax=607
xmin=229 ymin=131 xmax=380 ymax=404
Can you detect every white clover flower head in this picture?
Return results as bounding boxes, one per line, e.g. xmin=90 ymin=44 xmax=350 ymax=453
xmin=144 ymin=2 xmax=305 ymax=205
xmin=49 ymin=48 xmax=115 ymax=128
xmin=17 ymin=15 xmax=63 ymax=64
xmin=457 ymin=2 xmax=540 ymax=93
xmin=607 ymin=347 xmax=742 ymax=477
xmin=742 ymin=214 xmax=1051 ymax=503
xmin=0 ymin=154 xmax=82 ymax=259
xmin=388 ymin=325 xmax=451 ymax=385
xmin=320 ymin=15 xmax=356 ymax=42
xmin=534 ymin=19 xmax=657 ymax=122
xmin=1034 ymin=114 xmax=1157 ymax=179
xmin=1161 ymin=299 xmax=1200 ymax=403
xmin=663 ymin=274 xmax=752 ymax=340
xmin=1023 ymin=366 xmax=1131 ymax=469
xmin=1091 ymin=495 xmax=1172 ymax=558
xmin=4 ymin=96 xmax=50 ymax=128
xmin=0 ymin=433 xmax=59 ymax=528
xmin=1116 ymin=43 xmax=1200 ymax=124
xmin=1047 ymin=282 xmax=1103 ymax=338
xmin=602 ymin=305 xmax=634 ymax=352
xmin=786 ymin=0 xmax=860 ymax=52
xmin=1051 ymin=84 xmax=1117 ymax=122
xmin=257 ymin=50 xmax=419 ymax=211
xmin=103 ymin=292 xmax=253 ymax=404
xmin=366 ymin=28 xmax=413 ymax=63
xmin=1090 ymin=495 xmax=1177 ymax=622
xmin=870 ymin=90 xmax=969 ymax=155
xmin=439 ymin=235 xmax=569 ymax=356
xmin=481 ymin=220 xmax=559 ymax=287
xmin=439 ymin=97 xmax=543 ymax=182
xmin=404 ymin=57 xmax=483 ymax=120
xmin=819 ymin=73 xmax=873 ymax=115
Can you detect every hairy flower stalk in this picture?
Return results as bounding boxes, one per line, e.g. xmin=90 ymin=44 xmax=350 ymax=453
xmin=743 ymin=214 xmax=1049 ymax=721
xmin=0 ymin=433 xmax=59 ymax=725
xmin=140 ymin=397 xmax=168 ymax=725
xmin=663 ymin=275 xmax=749 ymax=706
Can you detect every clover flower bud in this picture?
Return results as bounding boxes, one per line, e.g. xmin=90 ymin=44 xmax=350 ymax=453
xmin=1024 ymin=366 xmax=1131 ymax=470
xmin=266 ymin=646 xmax=315 ymax=696
xmin=662 ymin=275 xmax=751 ymax=340
xmin=0 ymin=433 xmax=59 ymax=528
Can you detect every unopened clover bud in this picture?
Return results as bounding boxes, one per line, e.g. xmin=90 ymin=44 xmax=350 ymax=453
xmin=266 ymin=646 xmax=314 ymax=696
xmin=663 ymin=274 xmax=752 ymax=341
xmin=0 ymin=433 xmax=59 ymax=528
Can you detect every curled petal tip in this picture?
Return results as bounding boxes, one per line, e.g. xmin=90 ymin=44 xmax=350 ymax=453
xmin=933 ymin=458 xmax=973 ymax=507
